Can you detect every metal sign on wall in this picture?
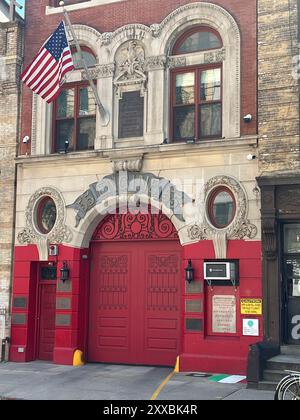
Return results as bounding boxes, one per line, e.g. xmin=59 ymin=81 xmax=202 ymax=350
xmin=212 ymin=295 xmax=237 ymax=334
xmin=241 ymin=298 xmax=262 ymax=315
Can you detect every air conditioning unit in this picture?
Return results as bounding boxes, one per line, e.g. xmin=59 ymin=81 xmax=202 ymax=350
xmin=204 ymin=261 xmax=238 ymax=282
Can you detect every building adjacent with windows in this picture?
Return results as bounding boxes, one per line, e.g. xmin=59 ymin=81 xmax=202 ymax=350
xmin=0 ymin=1 xmax=23 ymax=346
xmin=255 ymin=0 xmax=300 ymax=373
xmin=10 ymin=0 xmax=261 ymax=374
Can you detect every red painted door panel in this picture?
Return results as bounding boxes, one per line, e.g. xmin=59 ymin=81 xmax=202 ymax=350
xmin=89 ymin=241 xmax=182 ymax=366
xmin=38 ymin=284 xmax=56 ymax=361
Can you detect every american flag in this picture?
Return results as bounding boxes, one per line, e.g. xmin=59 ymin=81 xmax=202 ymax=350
xmin=21 ymin=21 xmax=74 ymax=103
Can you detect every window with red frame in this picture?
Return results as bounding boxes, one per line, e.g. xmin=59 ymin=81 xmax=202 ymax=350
xmin=207 ymin=187 xmax=236 ymax=229
xmin=171 ymin=28 xmax=223 ymax=142
xmin=53 ymin=84 xmax=96 ymax=153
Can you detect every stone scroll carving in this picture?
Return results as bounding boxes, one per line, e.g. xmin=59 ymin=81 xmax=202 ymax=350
xmin=17 ymin=187 xmax=72 ymax=245
xmin=187 ymin=176 xmax=258 ymax=245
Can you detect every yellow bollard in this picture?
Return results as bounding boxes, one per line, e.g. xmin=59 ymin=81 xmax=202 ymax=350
xmin=174 ymin=356 xmax=180 ymax=373
xmin=73 ymin=349 xmax=85 ymax=367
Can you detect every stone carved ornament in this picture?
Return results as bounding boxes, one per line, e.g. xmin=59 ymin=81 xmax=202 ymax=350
xmin=187 ymin=176 xmax=258 ymax=242
xmin=67 ymin=172 xmax=192 ymax=228
xmin=18 ymin=187 xmax=73 ymax=245
xmin=114 ymin=41 xmax=147 ymax=92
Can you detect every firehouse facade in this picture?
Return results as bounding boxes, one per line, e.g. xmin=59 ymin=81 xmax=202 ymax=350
xmin=11 ymin=0 xmax=261 ymax=374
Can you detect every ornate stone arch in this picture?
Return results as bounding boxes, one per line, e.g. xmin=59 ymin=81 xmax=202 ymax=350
xmin=69 ymin=24 xmax=101 ymax=58
xmin=72 ymin=195 xmax=186 ymax=249
xmin=154 ymin=2 xmax=241 ymax=139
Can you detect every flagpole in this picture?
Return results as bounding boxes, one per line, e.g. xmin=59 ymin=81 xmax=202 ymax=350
xmin=59 ymin=1 xmax=110 ymax=127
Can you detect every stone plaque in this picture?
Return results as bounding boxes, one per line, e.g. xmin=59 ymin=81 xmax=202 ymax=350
xmin=118 ymin=91 xmax=144 ymax=138
xmin=13 ymin=297 xmax=27 ymax=309
xmin=56 ymin=314 xmax=71 ymax=327
xmin=186 ymin=300 xmax=203 ymax=313
xmin=186 ymin=319 xmax=203 ymax=332
xmin=56 ymin=298 xmax=71 ymax=310
xmin=57 ymin=280 xmax=72 ymax=293
xmin=212 ymin=295 xmax=237 ymax=334
xmin=186 ymin=282 xmax=203 ymax=294
xmin=12 ymin=314 xmax=26 ymax=325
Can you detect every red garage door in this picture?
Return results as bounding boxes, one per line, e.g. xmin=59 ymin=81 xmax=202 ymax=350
xmin=88 ymin=212 xmax=182 ymax=366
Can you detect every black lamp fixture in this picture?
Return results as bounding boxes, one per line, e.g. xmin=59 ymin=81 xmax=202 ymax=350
xmin=185 ymin=259 xmax=194 ymax=283
xmin=64 ymin=140 xmax=69 ymax=154
xmin=60 ymin=261 xmax=70 ymax=282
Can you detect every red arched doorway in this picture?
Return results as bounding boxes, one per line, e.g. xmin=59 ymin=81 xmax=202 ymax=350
xmin=88 ymin=211 xmax=182 ymax=366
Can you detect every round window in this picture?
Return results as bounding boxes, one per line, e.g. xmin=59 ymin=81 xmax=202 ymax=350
xmin=36 ymin=197 xmax=57 ymax=234
xmin=208 ymin=187 xmax=236 ymax=229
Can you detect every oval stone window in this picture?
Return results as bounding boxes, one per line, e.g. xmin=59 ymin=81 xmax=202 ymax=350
xmin=208 ymin=187 xmax=236 ymax=229
xmin=36 ymin=197 xmax=57 ymax=234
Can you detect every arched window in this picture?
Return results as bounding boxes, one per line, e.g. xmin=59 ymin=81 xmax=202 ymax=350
xmin=173 ymin=28 xmax=222 ymax=55
xmin=171 ymin=28 xmax=223 ymax=142
xmin=71 ymin=46 xmax=97 ymax=70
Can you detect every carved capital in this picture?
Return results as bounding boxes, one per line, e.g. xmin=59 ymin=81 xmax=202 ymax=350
xmin=145 ymin=55 xmax=167 ymax=71
xmin=112 ymin=157 xmax=144 ymax=173
xmin=81 ymin=63 xmax=115 ymax=80
xmin=262 ymin=217 xmax=277 ymax=259
xmin=204 ymin=48 xmax=226 ymax=64
xmin=167 ymin=56 xmax=187 ymax=69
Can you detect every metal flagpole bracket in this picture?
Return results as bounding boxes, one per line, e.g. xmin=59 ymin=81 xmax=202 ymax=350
xmin=59 ymin=1 xmax=110 ymax=127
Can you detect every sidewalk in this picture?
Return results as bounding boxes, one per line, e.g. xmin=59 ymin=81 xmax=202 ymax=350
xmin=0 ymin=362 xmax=274 ymax=400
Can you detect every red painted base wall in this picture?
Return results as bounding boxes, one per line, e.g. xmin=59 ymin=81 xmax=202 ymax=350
xmin=181 ymin=240 xmax=262 ymax=374
xmin=10 ymin=239 xmax=262 ymax=375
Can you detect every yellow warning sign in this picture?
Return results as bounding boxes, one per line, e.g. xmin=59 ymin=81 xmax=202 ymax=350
xmin=241 ymin=299 xmax=262 ymax=315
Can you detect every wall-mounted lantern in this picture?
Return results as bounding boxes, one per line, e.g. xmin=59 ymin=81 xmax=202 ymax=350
xmin=60 ymin=261 xmax=70 ymax=283
xmin=185 ymin=259 xmax=194 ymax=283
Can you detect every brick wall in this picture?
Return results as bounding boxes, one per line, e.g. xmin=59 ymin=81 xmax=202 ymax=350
xmin=0 ymin=20 xmax=23 ymax=339
xmin=258 ymin=0 xmax=300 ymax=173
xmin=19 ymin=0 xmax=257 ymax=155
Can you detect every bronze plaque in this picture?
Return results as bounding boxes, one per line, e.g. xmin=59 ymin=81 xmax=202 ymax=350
xmin=56 ymin=314 xmax=71 ymax=326
xmin=186 ymin=319 xmax=203 ymax=332
xmin=12 ymin=314 xmax=26 ymax=325
xmin=186 ymin=300 xmax=203 ymax=313
xmin=57 ymin=280 xmax=72 ymax=293
xmin=56 ymin=298 xmax=71 ymax=310
xmin=118 ymin=91 xmax=144 ymax=138
xmin=13 ymin=297 xmax=27 ymax=309
xmin=186 ymin=282 xmax=203 ymax=294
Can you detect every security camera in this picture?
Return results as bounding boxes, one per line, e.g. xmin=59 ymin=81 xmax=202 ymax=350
xmin=243 ymin=114 xmax=253 ymax=123
xmin=22 ymin=136 xmax=30 ymax=144
xmin=247 ymin=154 xmax=257 ymax=161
